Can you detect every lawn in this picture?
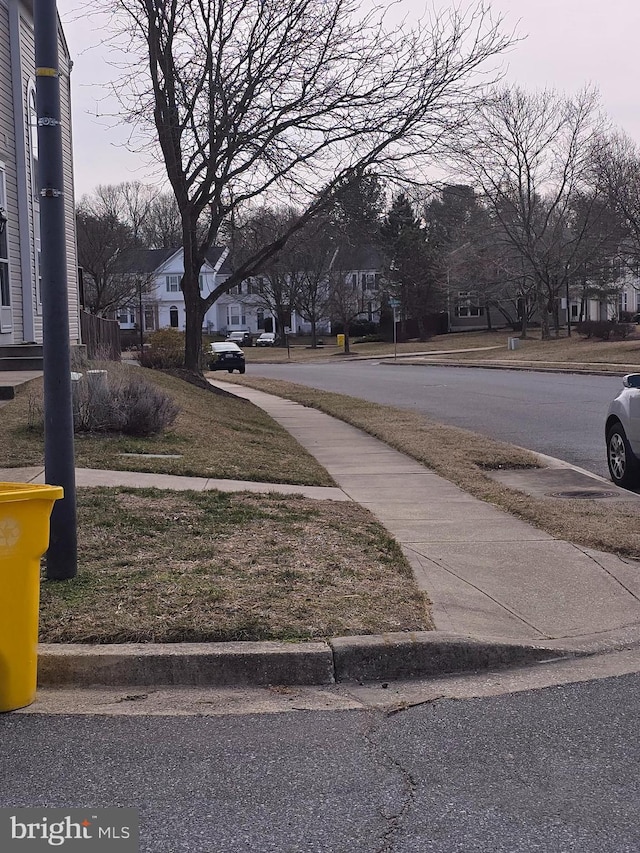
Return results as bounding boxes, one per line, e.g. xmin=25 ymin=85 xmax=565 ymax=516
xmin=245 ymin=328 xmax=640 ymax=372
xmin=0 ymin=365 xmax=333 ymax=486
xmin=39 ymin=487 xmax=431 ymax=643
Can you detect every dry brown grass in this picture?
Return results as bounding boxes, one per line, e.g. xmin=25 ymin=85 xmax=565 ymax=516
xmin=0 ymin=365 xmax=333 ymax=486
xmin=226 ymin=374 xmax=640 ymax=561
xmin=39 ymin=487 xmax=431 ymax=643
xmin=246 ymin=328 xmax=640 ymax=373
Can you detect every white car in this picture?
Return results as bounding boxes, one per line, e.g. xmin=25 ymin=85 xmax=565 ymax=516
xmin=606 ymin=373 xmax=640 ymax=488
xmin=256 ymin=332 xmax=277 ymax=347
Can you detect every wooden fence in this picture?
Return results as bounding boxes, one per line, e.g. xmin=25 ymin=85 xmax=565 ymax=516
xmin=80 ymin=310 xmax=122 ymax=361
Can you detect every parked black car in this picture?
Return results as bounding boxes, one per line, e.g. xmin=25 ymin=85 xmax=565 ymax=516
xmin=208 ymin=342 xmax=246 ymax=373
xmin=225 ymin=330 xmax=254 ymax=346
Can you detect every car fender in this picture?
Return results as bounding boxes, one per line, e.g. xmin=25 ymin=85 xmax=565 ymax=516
xmin=608 ymin=392 xmax=640 ymax=456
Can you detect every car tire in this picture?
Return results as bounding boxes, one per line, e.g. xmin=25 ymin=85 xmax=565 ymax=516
xmin=607 ymin=422 xmax=640 ymax=489
xmin=239 ymin=366 xmax=246 ymax=374
xmin=227 ymin=368 xmax=233 ymax=373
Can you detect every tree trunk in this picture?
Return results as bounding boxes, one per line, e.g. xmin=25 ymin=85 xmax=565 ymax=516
xmin=344 ymin=321 xmax=351 ymax=354
xmin=183 ymin=267 xmax=206 ymax=373
xmin=538 ymin=283 xmax=551 ymax=340
xmin=310 ymin=319 xmax=317 ymax=347
xmin=485 ymin=302 xmax=493 ymax=331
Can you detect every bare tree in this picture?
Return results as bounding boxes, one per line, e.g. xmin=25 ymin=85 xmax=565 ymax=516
xmin=294 ymin=221 xmax=335 ymax=347
xmin=142 ymin=192 xmax=183 ymax=248
xmin=454 ymin=86 xmax=611 ymax=338
xmin=327 ymin=258 xmax=366 ymax=355
xmin=76 ymin=206 xmax=136 ymax=315
xmin=77 ymin=183 xmax=160 ymax=316
xmin=233 ymin=206 xmax=304 ymax=341
xmin=593 ymin=133 xmax=640 ymax=278
xmin=107 ymin=0 xmax=514 ymax=371
xmin=84 ymin=182 xmax=158 ymax=244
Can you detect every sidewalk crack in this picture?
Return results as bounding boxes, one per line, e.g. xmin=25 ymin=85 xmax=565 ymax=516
xmin=574 ymin=546 xmax=640 ymax=604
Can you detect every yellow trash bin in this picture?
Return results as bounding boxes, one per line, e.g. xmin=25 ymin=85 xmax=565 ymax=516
xmin=0 ymin=483 xmax=63 ymax=712
xmin=336 ymin=334 xmax=345 ymax=349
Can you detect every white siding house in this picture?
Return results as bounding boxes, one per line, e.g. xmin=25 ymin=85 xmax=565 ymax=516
xmin=116 ymin=244 xmax=388 ymax=337
xmin=0 ymin=0 xmax=79 ymax=348
xmin=116 ymin=247 xmax=233 ymax=334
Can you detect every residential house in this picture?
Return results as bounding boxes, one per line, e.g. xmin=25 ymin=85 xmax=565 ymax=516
xmin=115 ymin=247 xmax=232 ymax=334
xmin=115 ymin=243 xmax=387 ymax=337
xmin=0 ymin=0 xmax=79 ymax=351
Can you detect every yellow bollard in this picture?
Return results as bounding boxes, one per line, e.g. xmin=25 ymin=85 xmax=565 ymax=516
xmin=0 ymin=483 xmax=63 ymax=712
xmin=336 ymin=333 xmax=345 ymax=349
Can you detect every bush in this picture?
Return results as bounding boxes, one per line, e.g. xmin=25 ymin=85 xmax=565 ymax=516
xmin=142 ymin=328 xmax=186 ymax=368
xmin=353 ymin=334 xmax=387 ymax=344
xmin=71 ymin=370 xmax=180 ymax=436
xmin=575 ymin=320 xmax=633 ymax=340
xmin=332 ymin=320 xmax=380 ymax=337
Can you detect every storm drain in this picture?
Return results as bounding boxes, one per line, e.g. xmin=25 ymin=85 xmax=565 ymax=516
xmin=546 ymin=489 xmax=617 ymax=500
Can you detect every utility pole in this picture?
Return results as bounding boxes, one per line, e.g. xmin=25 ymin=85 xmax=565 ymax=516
xmin=34 ymin=0 xmax=77 ymax=579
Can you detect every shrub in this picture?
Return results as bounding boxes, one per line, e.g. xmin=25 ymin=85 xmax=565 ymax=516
xmin=575 ymin=320 xmax=633 ymax=341
xmin=332 ymin=319 xmax=379 ymax=337
xmin=143 ymin=328 xmax=186 ymax=368
xmin=72 ymin=370 xmax=180 ymax=436
xmin=353 ymin=334 xmax=387 ymax=344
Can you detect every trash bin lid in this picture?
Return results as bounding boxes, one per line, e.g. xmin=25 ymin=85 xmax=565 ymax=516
xmin=0 ymin=483 xmax=64 ymax=503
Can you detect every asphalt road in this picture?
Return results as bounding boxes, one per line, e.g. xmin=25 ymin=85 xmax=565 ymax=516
xmin=2 ymin=675 xmax=640 ymax=852
xmin=249 ymin=361 xmax=622 ymax=479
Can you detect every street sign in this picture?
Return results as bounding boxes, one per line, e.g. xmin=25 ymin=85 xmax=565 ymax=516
xmin=389 ymin=298 xmax=400 ymax=308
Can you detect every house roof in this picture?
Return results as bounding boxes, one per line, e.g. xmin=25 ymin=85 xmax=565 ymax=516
xmin=333 ymin=244 xmax=383 ymax=271
xmin=115 ymin=247 xmax=232 ymax=275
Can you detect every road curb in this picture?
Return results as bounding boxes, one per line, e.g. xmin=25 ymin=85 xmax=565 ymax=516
xmin=378 ymin=358 xmax=630 ymax=376
xmin=36 ymin=633 xmax=580 ymax=689
xmin=37 ymin=641 xmax=335 ymax=687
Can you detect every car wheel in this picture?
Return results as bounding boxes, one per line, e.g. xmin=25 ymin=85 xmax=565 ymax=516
xmin=239 ymin=366 xmax=246 ymax=374
xmin=227 ymin=368 xmax=233 ymax=373
xmin=607 ymin=423 xmax=640 ymax=488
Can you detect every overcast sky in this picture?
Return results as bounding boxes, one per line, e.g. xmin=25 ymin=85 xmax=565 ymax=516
xmin=56 ymin=0 xmax=640 ymax=199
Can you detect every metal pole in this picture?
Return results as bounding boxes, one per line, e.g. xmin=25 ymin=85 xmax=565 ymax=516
xmin=34 ymin=0 xmax=77 ymax=579
xmin=393 ymin=306 xmax=397 ymax=361
xmin=566 ymin=270 xmax=571 ymax=338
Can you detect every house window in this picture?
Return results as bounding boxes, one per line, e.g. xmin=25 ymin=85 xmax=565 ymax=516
xmin=27 ymin=81 xmax=41 ymax=306
xmin=144 ymin=306 xmax=156 ymax=330
xmin=257 ymin=309 xmax=265 ymax=329
xmin=227 ymin=284 xmax=241 ymax=296
xmin=117 ymin=307 xmax=135 ymax=325
xmin=571 ymin=304 xmax=579 ymax=319
xmin=455 ymin=291 xmax=483 ymax=318
xmin=169 ymin=305 xmax=179 ymax=327
xmin=363 ymin=273 xmax=378 ymax=292
xmin=166 ymin=275 xmax=180 ymax=292
xmin=0 ymin=164 xmax=10 ymax=316
xmin=199 ymin=274 xmax=204 ymax=291
xmin=227 ymin=304 xmax=245 ymax=327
